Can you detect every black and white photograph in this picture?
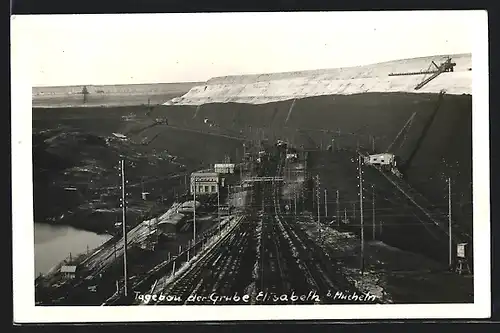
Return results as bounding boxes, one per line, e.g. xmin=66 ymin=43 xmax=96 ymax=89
xmin=12 ymin=11 xmax=490 ymax=322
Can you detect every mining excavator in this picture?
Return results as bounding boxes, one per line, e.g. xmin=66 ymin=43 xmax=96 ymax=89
xmin=389 ymin=57 xmax=456 ymax=90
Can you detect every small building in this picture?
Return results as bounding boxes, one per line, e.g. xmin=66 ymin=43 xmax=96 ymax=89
xmin=60 ymin=265 xmax=78 ymax=280
xmin=214 ymin=163 xmax=235 ymax=174
xmin=364 ymin=153 xmax=397 ymax=167
xmin=190 ymin=171 xmax=220 ymax=195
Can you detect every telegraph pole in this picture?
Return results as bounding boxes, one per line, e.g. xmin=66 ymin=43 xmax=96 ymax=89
xmin=448 ymin=177 xmax=452 ymax=268
xmin=228 ymin=185 xmax=232 ymax=215
xmin=193 ymin=179 xmax=197 ymax=248
xmin=316 ymin=175 xmax=321 ymax=243
xmin=119 ymin=159 xmax=128 ymax=297
xmin=372 ymin=185 xmax=376 ymax=240
xmin=336 ymin=190 xmax=340 ymax=227
xmin=217 ymin=183 xmax=221 ymax=235
xmin=294 ymin=190 xmax=297 ymax=219
xmin=358 ymin=155 xmax=365 ymax=274
xmin=324 ymin=189 xmax=328 ymax=220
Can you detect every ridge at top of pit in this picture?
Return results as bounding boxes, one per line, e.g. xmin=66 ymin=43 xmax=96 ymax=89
xmin=164 ymin=53 xmax=472 ymax=106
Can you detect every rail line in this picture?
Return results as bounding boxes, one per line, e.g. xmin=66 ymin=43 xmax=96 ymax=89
xmin=149 ymin=215 xmax=247 ymax=305
xmin=273 ymin=154 xmax=359 ymax=302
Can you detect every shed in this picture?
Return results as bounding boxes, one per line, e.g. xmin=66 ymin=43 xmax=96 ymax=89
xmin=60 ymin=265 xmax=78 ymax=279
xmin=364 ymin=153 xmax=396 ymax=167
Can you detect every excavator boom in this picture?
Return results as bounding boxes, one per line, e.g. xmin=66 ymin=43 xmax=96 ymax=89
xmin=402 ymin=90 xmax=446 ymax=171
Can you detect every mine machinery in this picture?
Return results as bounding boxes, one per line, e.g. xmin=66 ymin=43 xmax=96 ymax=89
xmin=81 ymin=85 xmax=89 ymax=104
xmin=388 ymin=57 xmax=457 ymax=90
xmin=365 ymin=90 xmax=446 ymax=178
xmin=399 ymin=90 xmax=446 ymax=174
xmin=363 ymin=90 xmax=472 ymax=245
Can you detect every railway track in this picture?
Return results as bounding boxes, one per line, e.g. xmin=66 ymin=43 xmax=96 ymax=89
xmin=273 ymin=154 xmax=360 ymax=303
xmin=149 ymin=216 xmax=248 ymax=305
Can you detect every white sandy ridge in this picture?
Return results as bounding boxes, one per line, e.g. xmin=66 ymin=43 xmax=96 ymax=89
xmin=164 ymin=54 xmax=472 ymax=106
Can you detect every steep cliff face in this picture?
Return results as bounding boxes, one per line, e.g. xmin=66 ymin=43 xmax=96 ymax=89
xmin=151 ymin=91 xmax=473 ymax=242
xmin=164 ymin=54 xmax=471 ymax=105
xmin=155 ymin=53 xmax=472 ymax=248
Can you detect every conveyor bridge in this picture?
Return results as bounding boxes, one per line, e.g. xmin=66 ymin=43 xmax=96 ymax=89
xmin=361 ymin=152 xmax=472 ymax=244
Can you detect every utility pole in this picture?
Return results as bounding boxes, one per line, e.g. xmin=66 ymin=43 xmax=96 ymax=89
xmin=141 ymin=176 xmax=145 ymax=198
xmin=228 ymin=185 xmax=232 ymax=215
xmin=448 ymin=177 xmax=452 ymax=268
xmin=372 ymin=185 xmax=376 ymax=240
xmin=324 ymin=189 xmax=328 ymax=220
xmin=336 ymin=190 xmax=340 ymax=227
xmin=217 ymin=183 xmax=221 ymax=235
xmin=193 ymin=179 xmax=197 ymax=249
xmin=358 ymin=155 xmax=365 ymax=274
xmin=294 ymin=190 xmax=297 ymax=219
xmin=316 ymin=175 xmax=321 ymax=243
xmin=119 ymin=159 xmax=128 ymax=297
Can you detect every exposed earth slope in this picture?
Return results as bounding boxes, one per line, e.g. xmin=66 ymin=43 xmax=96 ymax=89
xmin=165 ymin=54 xmax=471 ymax=105
xmin=33 ymin=54 xmax=472 ymax=264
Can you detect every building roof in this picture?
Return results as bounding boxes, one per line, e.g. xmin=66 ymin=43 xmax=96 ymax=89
xmin=191 ymin=172 xmax=219 ymax=177
xmin=215 ymin=163 xmax=235 ymax=167
xmin=60 ymin=265 xmax=77 ymax=273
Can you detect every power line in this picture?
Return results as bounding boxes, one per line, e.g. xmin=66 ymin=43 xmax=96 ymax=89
xmin=118 ymin=158 xmax=128 ymax=298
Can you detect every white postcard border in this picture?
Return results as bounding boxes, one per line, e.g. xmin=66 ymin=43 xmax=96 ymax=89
xmin=11 ymin=11 xmax=490 ymax=323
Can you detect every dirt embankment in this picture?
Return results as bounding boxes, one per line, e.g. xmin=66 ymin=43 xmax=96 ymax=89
xmin=33 ymin=91 xmax=472 ymax=260
xmin=150 ymin=92 xmax=472 ymax=262
xmin=166 ymin=54 xmax=471 ymax=105
xmin=32 ymin=105 xmax=246 ymax=234
xmin=150 ymin=92 xmax=471 ymax=215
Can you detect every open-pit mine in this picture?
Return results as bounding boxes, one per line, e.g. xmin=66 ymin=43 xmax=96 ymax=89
xmin=33 ymin=53 xmax=473 ymax=306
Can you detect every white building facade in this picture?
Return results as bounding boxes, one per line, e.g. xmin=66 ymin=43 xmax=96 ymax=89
xmin=214 ymin=163 xmax=235 ymax=174
xmin=190 ymin=172 xmax=220 ymax=195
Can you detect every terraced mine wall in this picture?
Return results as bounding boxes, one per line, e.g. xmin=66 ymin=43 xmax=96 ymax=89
xmin=166 ymin=54 xmax=471 ymax=105
xmin=33 ymin=90 xmax=472 ymax=263
xmin=152 ymin=92 xmax=472 ymax=263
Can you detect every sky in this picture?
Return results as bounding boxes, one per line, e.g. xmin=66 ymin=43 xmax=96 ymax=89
xmin=11 ymin=11 xmax=479 ymax=87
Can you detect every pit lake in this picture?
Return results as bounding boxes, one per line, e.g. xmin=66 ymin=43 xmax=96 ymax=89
xmin=34 ymin=222 xmax=112 ymax=278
